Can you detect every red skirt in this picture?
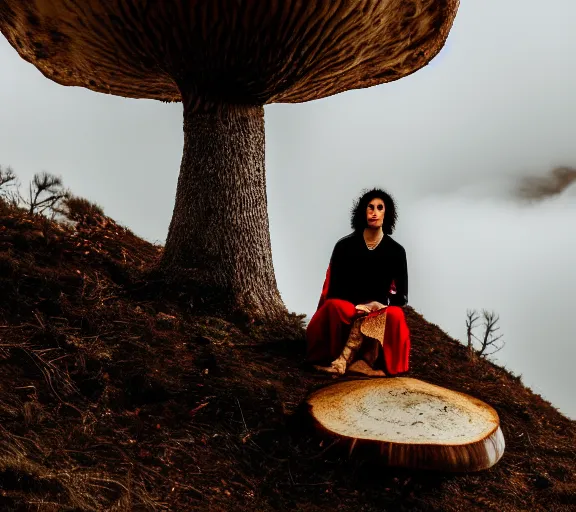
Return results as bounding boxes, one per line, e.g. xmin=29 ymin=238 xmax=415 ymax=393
xmin=306 ymin=299 xmax=411 ymax=375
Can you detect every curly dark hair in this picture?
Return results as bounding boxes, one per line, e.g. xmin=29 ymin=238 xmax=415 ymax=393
xmin=350 ymin=188 xmax=398 ymax=235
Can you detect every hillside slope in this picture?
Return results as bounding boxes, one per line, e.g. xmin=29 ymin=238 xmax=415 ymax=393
xmin=0 ymin=205 xmax=574 ymax=511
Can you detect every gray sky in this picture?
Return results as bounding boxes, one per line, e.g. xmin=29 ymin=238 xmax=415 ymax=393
xmin=1 ymin=1 xmax=575 ymax=419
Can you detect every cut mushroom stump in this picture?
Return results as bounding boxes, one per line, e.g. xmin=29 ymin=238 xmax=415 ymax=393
xmin=306 ymin=378 xmax=505 ymax=472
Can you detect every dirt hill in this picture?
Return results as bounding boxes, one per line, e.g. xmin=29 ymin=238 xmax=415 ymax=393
xmin=0 ymin=202 xmax=574 ymax=511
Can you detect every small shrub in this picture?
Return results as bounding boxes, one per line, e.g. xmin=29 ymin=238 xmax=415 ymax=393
xmin=61 ymin=195 xmax=105 ymax=224
xmin=0 ymin=165 xmax=22 ymax=208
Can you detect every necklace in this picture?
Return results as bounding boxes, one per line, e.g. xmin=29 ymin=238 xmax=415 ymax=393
xmin=364 ymin=232 xmax=384 ymax=250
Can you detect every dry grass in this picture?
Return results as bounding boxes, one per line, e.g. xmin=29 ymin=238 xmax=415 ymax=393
xmin=0 ymin=205 xmax=574 ymax=511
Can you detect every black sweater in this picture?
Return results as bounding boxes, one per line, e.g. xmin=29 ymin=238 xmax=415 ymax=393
xmin=326 ymin=232 xmax=408 ymax=307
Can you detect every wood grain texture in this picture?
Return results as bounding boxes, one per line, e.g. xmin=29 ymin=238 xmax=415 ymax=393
xmin=0 ymin=0 xmax=459 ymax=107
xmin=307 ymin=378 xmax=506 ymax=472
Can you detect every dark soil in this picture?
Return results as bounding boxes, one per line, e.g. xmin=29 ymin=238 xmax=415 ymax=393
xmin=0 ymin=203 xmax=574 ymax=511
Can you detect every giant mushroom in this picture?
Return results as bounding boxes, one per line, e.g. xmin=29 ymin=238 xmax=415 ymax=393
xmin=0 ymin=1 xmax=459 ymax=320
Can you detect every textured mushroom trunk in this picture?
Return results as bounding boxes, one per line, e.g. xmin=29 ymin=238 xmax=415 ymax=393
xmin=161 ymin=101 xmax=286 ymax=320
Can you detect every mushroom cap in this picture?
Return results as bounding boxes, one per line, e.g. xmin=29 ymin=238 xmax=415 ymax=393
xmin=307 ymin=377 xmax=505 ymax=472
xmin=0 ymin=0 xmax=459 ymax=105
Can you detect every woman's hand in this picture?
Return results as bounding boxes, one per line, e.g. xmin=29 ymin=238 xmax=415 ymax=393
xmin=355 ymin=302 xmax=387 ymax=314
xmin=356 ymin=301 xmax=387 ymax=314
xmin=367 ymin=301 xmax=387 ymax=311
xmin=355 ymin=304 xmax=371 ymax=314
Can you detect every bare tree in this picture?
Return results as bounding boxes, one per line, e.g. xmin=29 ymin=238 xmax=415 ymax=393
xmin=0 ymin=165 xmax=16 ymax=188
xmin=25 ymin=171 xmax=69 ymax=216
xmin=0 ymin=165 xmax=21 ymax=207
xmin=465 ymin=309 xmax=504 ymax=358
xmin=478 ymin=310 xmax=504 ymax=357
xmin=465 ymin=309 xmax=480 ymax=357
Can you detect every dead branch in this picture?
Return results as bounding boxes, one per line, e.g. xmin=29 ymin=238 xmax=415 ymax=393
xmin=478 ymin=310 xmax=504 ymax=357
xmin=465 ymin=309 xmax=480 ymax=356
xmin=465 ymin=309 xmax=505 ymax=358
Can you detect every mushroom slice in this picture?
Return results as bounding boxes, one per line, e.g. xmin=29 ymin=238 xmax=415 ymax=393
xmin=307 ymin=377 xmax=505 ymax=472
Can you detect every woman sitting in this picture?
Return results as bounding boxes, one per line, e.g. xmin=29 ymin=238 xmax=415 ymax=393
xmin=306 ymin=188 xmax=411 ymax=376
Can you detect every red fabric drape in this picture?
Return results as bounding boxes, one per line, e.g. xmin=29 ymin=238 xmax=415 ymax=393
xmin=306 ymin=265 xmax=411 ymax=375
xmin=379 ymin=306 xmax=411 ymax=374
xmin=317 ymin=264 xmax=331 ymax=310
xmin=306 ymin=298 xmax=357 ymax=362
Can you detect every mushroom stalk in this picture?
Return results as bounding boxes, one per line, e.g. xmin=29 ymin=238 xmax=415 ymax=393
xmin=161 ymin=101 xmax=286 ymax=320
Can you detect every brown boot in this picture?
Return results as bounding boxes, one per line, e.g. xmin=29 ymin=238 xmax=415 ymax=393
xmin=347 ymin=359 xmax=387 ymax=377
xmin=328 ymin=318 xmax=364 ymax=375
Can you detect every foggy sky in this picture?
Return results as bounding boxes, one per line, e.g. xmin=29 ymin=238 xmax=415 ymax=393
xmin=1 ymin=1 xmax=575 ymax=419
